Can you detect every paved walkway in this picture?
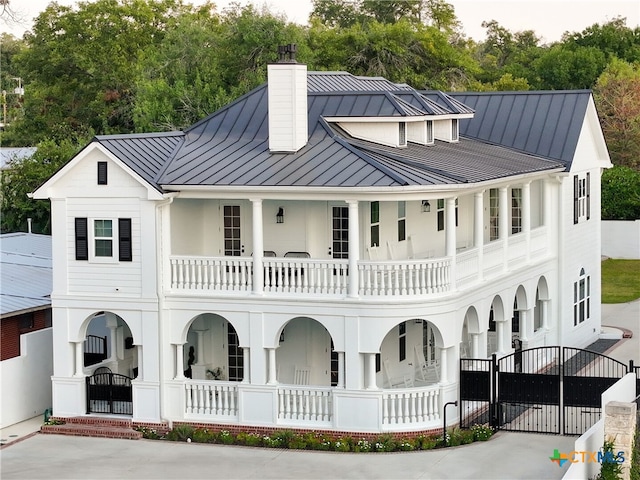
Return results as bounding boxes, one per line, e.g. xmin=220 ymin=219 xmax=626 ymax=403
xmin=1 ymin=299 xmax=638 ymax=479
xmin=0 ymin=430 xmax=576 ymax=480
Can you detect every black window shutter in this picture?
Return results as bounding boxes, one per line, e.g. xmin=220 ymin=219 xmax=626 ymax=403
xmin=75 ymin=218 xmax=88 ymax=260
xmin=119 ymin=218 xmax=132 ymax=261
xmin=573 ymin=175 xmax=579 ymax=224
xmin=586 ymin=172 xmax=591 ymax=220
xmin=97 ymin=162 xmax=108 ymax=185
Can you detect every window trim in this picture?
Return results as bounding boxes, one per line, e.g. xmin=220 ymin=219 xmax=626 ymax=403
xmin=97 ymin=161 xmax=108 ymax=185
xmin=75 ymin=217 xmax=132 ymax=263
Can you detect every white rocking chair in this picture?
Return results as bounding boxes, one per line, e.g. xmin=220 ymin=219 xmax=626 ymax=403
xmin=414 ymin=346 xmax=439 ymax=384
xmin=293 ymin=365 xmax=310 ymax=385
xmin=382 ymin=359 xmax=413 ymax=388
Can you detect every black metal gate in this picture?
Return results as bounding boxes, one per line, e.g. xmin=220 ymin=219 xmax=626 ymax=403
xmin=86 ymin=372 xmax=133 ymax=415
xmin=460 ymin=346 xmax=631 ymax=435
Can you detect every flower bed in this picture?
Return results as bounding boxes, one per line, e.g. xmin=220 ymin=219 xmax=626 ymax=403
xmin=135 ymin=423 xmax=495 ymax=453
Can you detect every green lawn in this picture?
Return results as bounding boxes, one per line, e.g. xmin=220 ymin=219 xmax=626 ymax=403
xmin=601 ymin=259 xmax=640 ymax=303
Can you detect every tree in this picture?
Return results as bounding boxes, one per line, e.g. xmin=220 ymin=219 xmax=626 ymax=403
xmin=532 ymin=44 xmax=607 ymax=89
xmin=0 ymin=138 xmax=87 ymax=233
xmin=601 ymin=166 xmax=640 ymax=220
xmin=562 ymin=17 xmax=640 ymax=64
xmin=593 ymin=59 xmax=640 ymax=170
xmin=11 ymin=0 xmax=190 ymax=144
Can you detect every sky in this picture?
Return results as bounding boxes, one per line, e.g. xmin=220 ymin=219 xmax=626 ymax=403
xmin=2 ymin=0 xmax=640 ymax=43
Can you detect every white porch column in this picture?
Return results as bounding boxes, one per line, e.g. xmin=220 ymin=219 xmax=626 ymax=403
xmin=175 ymin=343 xmax=185 ymax=380
xmin=523 ymin=182 xmax=531 ymax=262
xmin=74 ymin=342 xmax=84 ymax=377
xmin=251 ymin=199 xmax=264 ymax=295
xmin=499 ymin=187 xmax=509 ymax=271
xmin=337 ymin=351 xmax=345 ymax=388
xmin=471 ymin=333 xmax=480 ymax=358
xmin=542 ymin=299 xmax=550 ymax=331
xmin=521 ymin=308 xmax=533 ymax=342
xmin=366 ymin=353 xmax=377 ymax=389
xmin=445 ymin=197 xmax=457 ymax=257
xmin=242 ymin=347 xmax=250 ymax=383
xmin=347 ymin=200 xmax=360 ymax=298
xmin=267 ymin=348 xmax=277 ymax=384
xmin=195 ymin=329 xmax=206 ymax=365
xmin=542 ymin=179 xmax=551 ymax=227
xmin=497 ymin=321 xmax=506 ymax=354
xmin=136 ymin=345 xmax=143 ymax=380
xmin=105 ymin=313 xmax=118 ymax=361
xmin=439 ymin=347 xmax=449 ymax=384
xmin=474 ymin=191 xmax=484 ymax=281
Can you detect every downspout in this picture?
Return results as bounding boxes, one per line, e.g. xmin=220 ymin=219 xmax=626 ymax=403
xmin=155 ymin=193 xmax=176 ymax=424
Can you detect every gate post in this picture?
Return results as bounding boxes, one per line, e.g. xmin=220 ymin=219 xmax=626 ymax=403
xmin=86 ymin=376 xmax=90 ymax=414
xmin=490 ymin=353 xmax=498 ymax=429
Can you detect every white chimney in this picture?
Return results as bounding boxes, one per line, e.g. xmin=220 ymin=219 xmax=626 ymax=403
xmin=268 ymin=44 xmax=308 ymax=153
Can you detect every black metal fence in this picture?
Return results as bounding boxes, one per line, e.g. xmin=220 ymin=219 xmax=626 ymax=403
xmin=84 ymin=334 xmax=107 ymax=367
xmin=86 ymin=372 xmax=133 ymax=415
xmin=460 ymin=346 xmax=633 ymax=435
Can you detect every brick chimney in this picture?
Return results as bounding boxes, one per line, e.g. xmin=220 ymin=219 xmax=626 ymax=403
xmin=268 ymin=44 xmax=308 ymax=152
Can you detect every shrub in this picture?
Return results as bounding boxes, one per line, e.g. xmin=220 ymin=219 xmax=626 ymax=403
xmin=218 ymin=430 xmax=235 ymax=445
xmin=354 ymin=438 xmax=372 ymax=452
xmin=192 ymin=428 xmax=216 ymax=443
xmin=415 ymin=434 xmax=439 ymax=450
xmin=166 ymin=424 xmax=194 ymax=442
xmin=593 ymin=439 xmax=623 ymax=480
xmin=135 ymin=426 xmax=162 ymax=439
xmin=470 ymin=423 xmax=495 ymax=441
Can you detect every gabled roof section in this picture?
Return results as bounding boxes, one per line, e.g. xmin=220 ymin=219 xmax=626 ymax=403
xmin=96 ymin=131 xmax=184 ymax=191
xmin=422 ymin=91 xmax=475 ymax=115
xmin=1 ymin=233 xmax=52 ymax=317
xmin=448 ymin=90 xmax=591 ymax=167
xmin=307 ymin=72 xmax=413 ymax=93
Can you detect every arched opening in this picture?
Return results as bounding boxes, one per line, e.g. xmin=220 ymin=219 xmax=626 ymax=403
xmin=487 ymin=296 xmax=505 ymax=356
xmin=184 ymin=313 xmax=243 ymax=382
xmin=461 ymin=307 xmax=481 ymax=358
xmin=276 ymin=317 xmax=334 ymax=386
xmin=84 ymin=311 xmax=136 ymax=377
xmin=534 ymin=276 xmax=550 ymax=332
xmin=377 ymin=319 xmax=442 ymax=388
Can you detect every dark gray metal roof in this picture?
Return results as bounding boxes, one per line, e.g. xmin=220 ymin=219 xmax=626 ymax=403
xmin=75 ymin=71 xmax=578 ymax=191
xmin=96 ymin=131 xmax=184 ymax=191
xmin=448 ymin=90 xmax=591 ymax=167
xmin=1 ymin=233 xmax=52 ymax=317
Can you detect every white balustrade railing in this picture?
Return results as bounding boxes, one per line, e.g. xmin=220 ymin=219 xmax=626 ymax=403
xmin=359 ymin=259 xmax=450 ymax=296
xmin=263 ymin=259 xmax=348 ymax=295
xmin=171 ymin=256 xmax=252 ymax=291
xmin=381 ymin=385 xmax=440 ymax=426
xmin=185 ymin=381 xmax=238 ymax=418
xmin=277 ymin=386 xmax=333 ymax=423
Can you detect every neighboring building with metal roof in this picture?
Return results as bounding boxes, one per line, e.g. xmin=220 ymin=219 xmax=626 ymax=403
xmin=32 ymin=50 xmax=612 ymax=436
xmin=0 ymin=232 xmax=53 ymax=428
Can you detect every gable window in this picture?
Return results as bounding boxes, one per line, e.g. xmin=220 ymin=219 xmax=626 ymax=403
xmin=371 ymin=201 xmax=380 ymax=247
xmin=511 ymin=188 xmax=522 ymax=234
xmin=451 ymin=119 xmax=459 ymax=141
xmin=399 ymin=321 xmax=407 ymax=362
xmin=74 ymin=217 xmax=133 ymax=262
xmin=437 ymin=199 xmax=445 ymax=231
xmin=97 ymin=161 xmax=108 ymax=185
xmin=426 ymin=120 xmax=434 ymax=144
xmin=397 ymin=201 xmax=406 ymax=241
xmin=573 ymin=268 xmax=591 ymax=326
xmin=573 ymin=173 xmax=591 ymax=224
xmin=489 ymin=188 xmax=499 ymax=241
xmin=399 ymin=122 xmax=406 ymax=146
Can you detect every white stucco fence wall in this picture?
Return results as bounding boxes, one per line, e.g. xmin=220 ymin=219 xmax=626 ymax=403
xmin=0 ymin=328 xmax=53 ymax=428
xmin=601 ymin=220 xmax=640 ymax=259
xmin=563 ymin=373 xmax=637 ymax=480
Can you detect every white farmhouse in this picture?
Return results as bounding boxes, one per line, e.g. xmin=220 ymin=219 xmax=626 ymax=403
xmin=32 ymin=50 xmax=611 ymax=434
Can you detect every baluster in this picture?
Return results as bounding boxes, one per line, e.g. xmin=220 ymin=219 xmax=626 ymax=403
xmin=229 ymin=386 xmax=236 ymax=416
xmin=223 ymin=386 xmax=230 ymax=415
xmin=171 ymin=261 xmax=177 ymax=289
xmin=400 ymin=264 xmax=407 ymax=295
xmin=284 ymin=390 xmax=291 ymax=419
xmin=406 ymin=264 xmax=414 ymax=295
xmin=304 ymin=390 xmax=311 ymax=421
xmin=185 ymin=383 xmax=193 ymax=414
xmin=195 ymin=259 xmax=202 ymax=289
xmin=195 ymin=384 xmax=203 ymax=414
xmin=278 ymin=390 xmax=284 ymax=419
xmin=410 ymin=392 xmax=417 ymax=423
xmin=416 ymin=391 xmax=424 ymax=422
xmin=177 ymin=260 xmax=185 ymax=289
xmin=390 ymin=393 xmax=397 ymax=424
xmin=382 ymin=394 xmax=389 ymax=424
xmin=427 ymin=390 xmax=435 ymax=421
xmin=202 ymin=260 xmax=209 ymax=289
xmin=203 ymin=383 xmax=211 ymax=414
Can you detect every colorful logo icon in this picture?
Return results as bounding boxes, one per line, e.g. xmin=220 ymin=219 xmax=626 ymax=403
xmin=550 ymin=449 xmax=569 ymax=467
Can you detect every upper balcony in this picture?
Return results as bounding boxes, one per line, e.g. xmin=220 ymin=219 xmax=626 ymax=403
xmin=163 ymin=181 xmax=552 ymax=300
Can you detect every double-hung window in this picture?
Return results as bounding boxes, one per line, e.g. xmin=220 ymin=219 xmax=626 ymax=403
xmin=75 ymin=217 xmax=132 ymax=262
xmin=573 ymin=173 xmax=591 ymax=224
xmin=573 ymin=268 xmax=591 ymax=326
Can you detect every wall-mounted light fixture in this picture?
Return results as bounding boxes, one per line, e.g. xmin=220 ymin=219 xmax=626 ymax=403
xmin=421 ymin=200 xmax=431 ymax=213
xmin=276 ymin=207 xmax=285 ymax=224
